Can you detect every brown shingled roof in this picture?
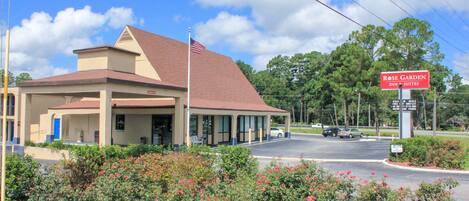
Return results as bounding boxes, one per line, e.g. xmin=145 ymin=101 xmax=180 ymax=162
xmin=20 ymin=69 xmax=186 ymax=91
xmin=127 ymin=26 xmax=286 ymax=113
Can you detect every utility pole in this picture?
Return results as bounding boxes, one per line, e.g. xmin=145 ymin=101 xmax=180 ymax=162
xmin=432 ymin=91 xmax=437 ymax=136
xmin=356 ymin=92 xmax=361 ymax=128
xmin=368 ymin=104 xmax=371 ymax=127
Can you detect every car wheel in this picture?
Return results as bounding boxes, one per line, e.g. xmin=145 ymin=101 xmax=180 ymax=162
xmin=339 ymin=136 xmax=343 ymax=139
xmin=349 ymin=134 xmax=353 ymax=138
xmin=278 ymin=133 xmax=282 ymax=138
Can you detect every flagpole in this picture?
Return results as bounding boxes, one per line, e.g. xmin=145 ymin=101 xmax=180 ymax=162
xmin=186 ymin=28 xmax=191 ymax=147
xmin=1 ymin=1 xmax=11 ymax=200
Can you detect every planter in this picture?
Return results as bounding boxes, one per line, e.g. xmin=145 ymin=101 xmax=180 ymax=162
xmin=24 ymin=146 xmax=70 ymax=161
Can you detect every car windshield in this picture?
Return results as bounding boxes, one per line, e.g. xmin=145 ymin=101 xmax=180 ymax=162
xmin=351 ymin=129 xmax=358 ymax=131
xmin=271 ymin=128 xmax=278 ymax=131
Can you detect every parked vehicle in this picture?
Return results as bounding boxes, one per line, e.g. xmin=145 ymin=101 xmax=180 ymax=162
xmin=270 ymin=128 xmax=284 ymax=138
xmin=322 ymin=127 xmax=340 ymax=137
xmin=338 ymin=128 xmax=363 ymax=138
xmin=311 ymin=123 xmax=329 ymax=128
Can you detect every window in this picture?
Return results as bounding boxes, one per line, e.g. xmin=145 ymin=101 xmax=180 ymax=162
xmin=190 ymin=115 xmax=198 ymax=136
xmin=115 ymin=114 xmax=125 ymax=130
xmin=219 ymin=116 xmax=230 ymax=133
xmin=203 ymin=116 xmax=214 ymax=135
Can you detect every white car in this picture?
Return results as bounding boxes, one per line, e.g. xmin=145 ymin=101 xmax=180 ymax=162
xmin=270 ymin=128 xmax=284 ymax=138
xmin=311 ymin=123 xmax=329 ymax=128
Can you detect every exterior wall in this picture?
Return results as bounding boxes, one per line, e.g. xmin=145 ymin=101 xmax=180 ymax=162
xmin=77 ymin=50 xmax=136 ymax=73
xmin=112 ymin=114 xmax=151 ymax=145
xmin=0 ymin=88 xmax=79 ymax=143
xmin=114 ymin=28 xmax=161 ymax=80
xmin=107 ymin=50 xmax=136 ymax=74
xmin=77 ymin=51 xmax=108 ymax=71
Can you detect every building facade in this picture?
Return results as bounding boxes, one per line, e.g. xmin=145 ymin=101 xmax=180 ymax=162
xmin=14 ymin=26 xmax=290 ymax=146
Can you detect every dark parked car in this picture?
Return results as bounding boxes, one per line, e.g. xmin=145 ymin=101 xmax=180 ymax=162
xmin=322 ymin=127 xmax=340 ymax=137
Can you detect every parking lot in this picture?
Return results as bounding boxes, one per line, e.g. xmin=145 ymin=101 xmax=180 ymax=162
xmin=245 ymin=134 xmax=469 ymax=200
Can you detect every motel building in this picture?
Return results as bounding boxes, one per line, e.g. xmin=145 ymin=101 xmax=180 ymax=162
xmin=3 ymin=26 xmax=290 ymax=147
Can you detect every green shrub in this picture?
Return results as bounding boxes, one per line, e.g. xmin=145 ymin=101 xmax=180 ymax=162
xmin=217 ymin=145 xmax=257 ymax=179
xmin=66 ymin=145 xmax=104 ymax=188
xmin=28 ymin=166 xmax=81 ymax=201
xmin=390 ymin=137 xmax=466 ymax=169
xmin=3 ymin=154 xmax=39 ymax=201
xmin=357 ymin=180 xmax=411 ymax=201
xmin=125 ymin=144 xmax=165 ymax=157
xmin=253 ymin=162 xmax=355 ymax=201
xmin=82 ymin=159 xmax=161 ymax=201
xmin=414 ymin=179 xmax=458 ymax=201
xmin=101 ymin=145 xmax=126 ymax=160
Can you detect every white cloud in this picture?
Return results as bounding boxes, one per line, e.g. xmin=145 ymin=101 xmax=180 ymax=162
xmin=2 ymin=6 xmax=139 ymax=78
xmin=195 ymin=0 xmax=469 ymax=69
xmin=452 ymin=53 xmax=469 ymax=84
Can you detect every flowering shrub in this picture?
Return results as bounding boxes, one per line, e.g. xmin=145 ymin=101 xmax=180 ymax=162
xmin=414 ymin=179 xmax=458 ymax=201
xmin=252 ymin=162 xmax=355 ymax=201
xmin=390 ymin=136 xmax=466 ymax=169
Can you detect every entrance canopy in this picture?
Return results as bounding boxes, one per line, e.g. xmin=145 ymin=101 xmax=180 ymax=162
xmin=18 ymin=69 xmax=186 ymax=146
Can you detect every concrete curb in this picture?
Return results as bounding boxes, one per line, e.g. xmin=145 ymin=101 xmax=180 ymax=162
xmin=382 ymin=159 xmax=469 ymax=175
xmin=238 ymin=138 xmax=289 ymax=147
xmin=252 ymin=155 xmax=383 ymax=163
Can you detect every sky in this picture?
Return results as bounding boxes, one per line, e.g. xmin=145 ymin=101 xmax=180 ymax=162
xmin=0 ymin=0 xmax=469 ymax=84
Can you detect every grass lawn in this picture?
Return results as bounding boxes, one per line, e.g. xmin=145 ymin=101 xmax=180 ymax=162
xmin=287 ymin=127 xmax=396 ymax=137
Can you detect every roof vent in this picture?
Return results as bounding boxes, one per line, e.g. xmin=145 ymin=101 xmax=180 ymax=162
xmin=119 ymin=30 xmax=133 ymax=41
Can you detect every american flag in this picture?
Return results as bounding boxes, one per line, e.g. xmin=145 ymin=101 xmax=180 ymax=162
xmin=190 ymin=38 xmax=205 ymax=54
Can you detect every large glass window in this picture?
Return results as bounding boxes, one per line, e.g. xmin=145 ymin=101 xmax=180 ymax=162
xmin=203 ymin=116 xmax=214 ymax=135
xmin=190 ymin=115 xmax=198 ymax=136
xmin=115 ymin=114 xmax=125 ymax=130
xmin=219 ymin=116 xmax=230 ymax=133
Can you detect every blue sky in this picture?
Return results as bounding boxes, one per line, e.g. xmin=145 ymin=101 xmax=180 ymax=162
xmin=1 ymin=0 xmax=469 ymax=83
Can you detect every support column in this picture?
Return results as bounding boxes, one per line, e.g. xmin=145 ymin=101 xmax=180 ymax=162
xmin=99 ymin=89 xmax=112 ymax=146
xmin=197 ymin=115 xmax=203 ymax=138
xmin=173 ymin=97 xmax=184 ymax=145
xmin=231 ymin=114 xmax=238 ymax=145
xmin=19 ymin=93 xmax=32 ymax=145
xmin=400 ymin=89 xmax=412 ymax=138
xmin=285 ymin=114 xmax=291 ymax=138
xmin=266 ymin=115 xmax=271 ymax=141
xmin=13 ymin=91 xmax=20 ymax=144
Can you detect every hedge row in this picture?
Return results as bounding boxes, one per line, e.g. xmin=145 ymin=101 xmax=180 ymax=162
xmin=389 ymin=136 xmax=466 ymax=169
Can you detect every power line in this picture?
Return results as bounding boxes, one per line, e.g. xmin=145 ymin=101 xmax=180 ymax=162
xmin=441 ymin=0 xmax=469 ymax=31
xmin=387 ymin=0 xmax=467 ymax=53
xmin=314 ymin=0 xmax=364 ymax=28
xmin=349 ymin=0 xmax=392 ymax=27
xmin=420 ymin=0 xmax=469 ymax=46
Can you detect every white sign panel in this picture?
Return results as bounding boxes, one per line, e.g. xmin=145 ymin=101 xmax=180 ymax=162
xmin=391 ymin=144 xmax=403 ymax=153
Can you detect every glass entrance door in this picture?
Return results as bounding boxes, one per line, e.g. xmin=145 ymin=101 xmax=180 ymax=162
xmin=152 ymin=115 xmax=172 ymax=145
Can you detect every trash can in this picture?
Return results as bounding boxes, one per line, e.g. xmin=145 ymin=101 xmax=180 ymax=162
xmin=140 ymin=137 xmax=147 ymax=144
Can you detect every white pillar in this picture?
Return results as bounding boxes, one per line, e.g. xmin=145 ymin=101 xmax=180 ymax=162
xmin=285 ymin=114 xmax=291 ymax=138
xmin=231 ymin=114 xmax=237 ymax=145
xmin=173 ymin=97 xmax=184 ymax=145
xmin=99 ymin=89 xmax=112 ymax=146
xmin=19 ymin=93 xmax=31 ymax=145
xmin=400 ymin=89 xmax=412 ymax=138
xmin=266 ymin=115 xmax=271 ymax=140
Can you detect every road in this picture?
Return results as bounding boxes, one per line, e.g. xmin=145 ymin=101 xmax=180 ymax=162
xmin=246 ymin=134 xmax=469 ymax=200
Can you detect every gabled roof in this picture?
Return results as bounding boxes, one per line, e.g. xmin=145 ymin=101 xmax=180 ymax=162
xmin=20 ymin=69 xmax=186 ymax=91
xmin=127 ymin=26 xmax=285 ymax=113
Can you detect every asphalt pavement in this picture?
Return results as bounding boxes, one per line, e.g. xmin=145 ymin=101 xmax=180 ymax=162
xmin=249 ymin=134 xmax=469 ymax=200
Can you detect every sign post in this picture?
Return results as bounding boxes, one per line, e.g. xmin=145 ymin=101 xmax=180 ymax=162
xmin=381 ymin=70 xmax=430 ymax=139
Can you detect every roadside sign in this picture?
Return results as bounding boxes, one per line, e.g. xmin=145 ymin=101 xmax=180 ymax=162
xmin=391 ymin=99 xmax=417 ymax=111
xmin=380 ymin=70 xmax=430 ymax=90
xmin=391 ymin=144 xmax=403 ymax=153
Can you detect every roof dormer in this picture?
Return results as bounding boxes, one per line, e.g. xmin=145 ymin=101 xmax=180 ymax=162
xmin=74 ymin=45 xmax=140 ymax=73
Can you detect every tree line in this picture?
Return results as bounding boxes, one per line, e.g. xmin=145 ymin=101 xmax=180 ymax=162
xmin=237 ymin=17 xmax=468 ymax=132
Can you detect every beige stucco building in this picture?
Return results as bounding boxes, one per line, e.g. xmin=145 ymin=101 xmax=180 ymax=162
xmin=14 ymin=26 xmax=290 ymax=147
